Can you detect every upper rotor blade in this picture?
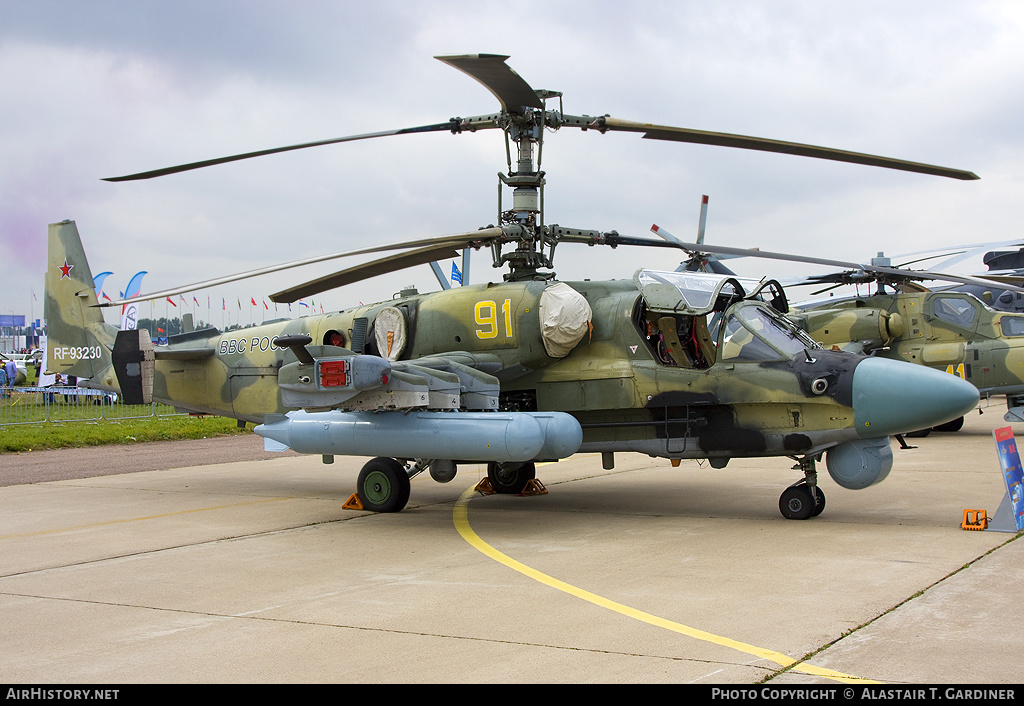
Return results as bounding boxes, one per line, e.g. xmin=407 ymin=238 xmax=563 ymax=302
xmin=102 ymin=122 xmax=458 ymax=181
xmin=100 ymin=227 xmax=503 ymax=307
xmin=269 ymin=244 xmax=462 ymax=303
xmin=435 ymin=54 xmax=543 ymax=114
xmin=595 ymin=118 xmax=979 ymax=181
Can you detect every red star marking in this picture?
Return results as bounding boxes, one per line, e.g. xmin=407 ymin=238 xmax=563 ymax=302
xmin=59 ymin=259 xmax=73 ymax=279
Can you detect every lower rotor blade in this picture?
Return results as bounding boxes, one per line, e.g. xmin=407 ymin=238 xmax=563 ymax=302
xmin=810 ymin=283 xmax=848 ymax=296
xmin=687 ymin=240 xmax=1024 ymax=294
xmin=975 ymin=273 xmax=1024 ymax=289
xmin=101 ymin=227 xmax=503 ymax=308
xmin=270 ymin=244 xmax=461 ymax=303
xmin=625 ymin=238 xmax=865 ymax=270
xmin=596 ymin=118 xmax=979 ymax=181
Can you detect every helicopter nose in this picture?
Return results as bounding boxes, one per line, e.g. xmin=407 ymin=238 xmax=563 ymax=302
xmin=852 ymin=357 xmax=979 ymax=437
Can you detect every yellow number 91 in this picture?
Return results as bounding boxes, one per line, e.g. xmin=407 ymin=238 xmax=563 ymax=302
xmin=475 ymin=299 xmax=513 ymax=340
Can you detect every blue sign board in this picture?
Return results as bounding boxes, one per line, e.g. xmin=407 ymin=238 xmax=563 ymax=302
xmin=993 ymin=426 xmax=1024 ymax=531
xmin=0 ymin=314 xmax=25 ymax=327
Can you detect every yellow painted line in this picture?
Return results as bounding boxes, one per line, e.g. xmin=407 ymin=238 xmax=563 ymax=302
xmin=0 ymin=497 xmax=296 ymax=541
xmin=454 ymin=484 xmax=876 ymax=683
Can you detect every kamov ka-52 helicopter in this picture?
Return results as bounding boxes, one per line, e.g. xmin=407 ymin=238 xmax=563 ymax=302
xmin=46 ymin=54 xmax=981 ymax=519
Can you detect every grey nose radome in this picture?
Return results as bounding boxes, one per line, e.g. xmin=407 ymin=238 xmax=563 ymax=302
xmin=852 ymin=357 xmax=979 ymax=437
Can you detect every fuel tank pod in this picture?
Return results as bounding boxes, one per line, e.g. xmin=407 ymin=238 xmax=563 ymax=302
xmin=255 ymin=409 xmax=583 ymax=463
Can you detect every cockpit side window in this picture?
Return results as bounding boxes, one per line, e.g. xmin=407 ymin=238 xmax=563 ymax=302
xmin=1000 ymin=316 xmax=1024 ymax=337
xmin=720 ymin=315 xmax=780 ymax=361
xmin=719 ymin=305 xmax=819 ymax=362
xmin=933 ymin=296 xmax=978 ymax=329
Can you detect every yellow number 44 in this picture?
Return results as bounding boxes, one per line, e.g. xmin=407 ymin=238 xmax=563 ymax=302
xmin=946 ymin=363 xmax=966 ymax=379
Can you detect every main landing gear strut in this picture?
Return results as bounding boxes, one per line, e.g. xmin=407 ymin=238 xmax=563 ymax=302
xmin=779 ymin=456 xmax=825 ymax=520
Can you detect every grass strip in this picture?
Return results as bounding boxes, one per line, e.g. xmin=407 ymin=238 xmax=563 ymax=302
xmin=0 ymin=414 xmax=250 ymax=453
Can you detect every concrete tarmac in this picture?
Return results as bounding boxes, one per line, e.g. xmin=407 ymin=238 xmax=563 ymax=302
xmin=0 ymin=410 xmax=1020 ymax=684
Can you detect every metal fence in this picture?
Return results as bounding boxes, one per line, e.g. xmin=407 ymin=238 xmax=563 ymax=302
xmin=0 ymin=386 xmax=185 ymax=426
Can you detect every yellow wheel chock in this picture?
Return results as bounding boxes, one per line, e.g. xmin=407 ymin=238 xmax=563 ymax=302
xmin=473 ymin=477 xmax=548 ymax=497
xmin=474 ymin=478 xmax=495 ymax=496
xmin=961 ymin=509 xmax=988 ymax=531
xmin=519 ymin=478 xmax=547 ymax=496
xmin=342 ymin=493 xmax=365 ymax=511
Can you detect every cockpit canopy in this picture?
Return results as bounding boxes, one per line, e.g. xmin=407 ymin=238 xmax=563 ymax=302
xmin=633 ymin=269 xmax=813 ymax=367
xmin=634 ymin=269 xmax=788 ymax=316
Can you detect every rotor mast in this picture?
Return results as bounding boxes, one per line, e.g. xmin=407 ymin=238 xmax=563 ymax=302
xmin=436 ymin=54 xmax=566 ymax=281
xmin=496 ymin=101 xmax=550 ymax=280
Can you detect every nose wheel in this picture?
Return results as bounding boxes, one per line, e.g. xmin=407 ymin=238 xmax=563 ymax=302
xmin=779 ymin=483 xmax=825 ymax=520
xmin=780 ymin=456 xmax=825 ymax=520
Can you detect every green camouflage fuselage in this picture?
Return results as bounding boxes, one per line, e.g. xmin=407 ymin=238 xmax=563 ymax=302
xmin=47 ymin=272 xmax=861 ymax=460
xmin=45 ymin=220 xmax=979 ymax=466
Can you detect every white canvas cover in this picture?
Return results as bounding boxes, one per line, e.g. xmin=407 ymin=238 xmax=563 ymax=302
xmin=374 ymin=306 xmax=407 ymax=361
xmin=540 ymin=282 xmax=592 ymax=358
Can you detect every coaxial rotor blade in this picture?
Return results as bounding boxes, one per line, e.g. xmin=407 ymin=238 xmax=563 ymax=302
xmin=102 ymin=122 xmax=461 ymax=181
xmin=559 ymin=231 xmax=862 ymax=267
xmin=809 ymin=283 xmax=849 ymax=296
xmin=592 ymin=117 xmax=979 ymax=181
xmin=894 ymin=239 xmax=1024 ymax=259
xmin=896 ymin=252 xmax=968 ymax=269
xmin=100 ymin=227 xmax=503 ymax=308
xmin=269 ymin=243 xmax=462 ymax=303
xmin=676 ymin=240 xmax=1024 ymax=293
xmin=555 ymin=231 xmax=690 ymax=250
xmin=974 ymin=273 xmax=1024 ymax=288
xmin=892 ymin=239 xmax=1024 ymax=272
xmin=435 ymin=54 xmax=544 ymax=114
xmin=785 ymin=273 xmax=876 ymax=294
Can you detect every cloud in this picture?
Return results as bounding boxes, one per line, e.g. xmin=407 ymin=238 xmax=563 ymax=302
xmin=1 ymin=1 xmax=1022 ymax=328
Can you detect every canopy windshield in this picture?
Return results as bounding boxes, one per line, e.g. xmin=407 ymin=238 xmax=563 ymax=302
xmin=634 ymin=270 xmax=746 ymax=315
xmin=720 ymin=303 xmax=822 ymax=362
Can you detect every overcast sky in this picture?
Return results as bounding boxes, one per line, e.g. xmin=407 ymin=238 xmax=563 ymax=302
xmin=3 ymin=1 xmax=1023 ymax=328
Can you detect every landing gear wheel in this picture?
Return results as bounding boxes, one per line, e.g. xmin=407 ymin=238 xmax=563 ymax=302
xmin=811 ymin=486 xmax=826 ymax=517
xmin=933 ymin=416 xmax=965 ymax=433
xmin=486 ymin=461 xmax=536 ymax=494
xmin=779 ymin=484 xmax=817 ymax=520
xmin=357 ymin=457 xmax=411 ymax=513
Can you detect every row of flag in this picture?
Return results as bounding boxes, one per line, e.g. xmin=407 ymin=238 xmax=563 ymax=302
xmin=160 ymin=294 xmax=324 ymax=313
xmin=94 ymin=272 xmax=324 ymax=314
xmin=92 ymin=260 xmax=467 ymax=320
